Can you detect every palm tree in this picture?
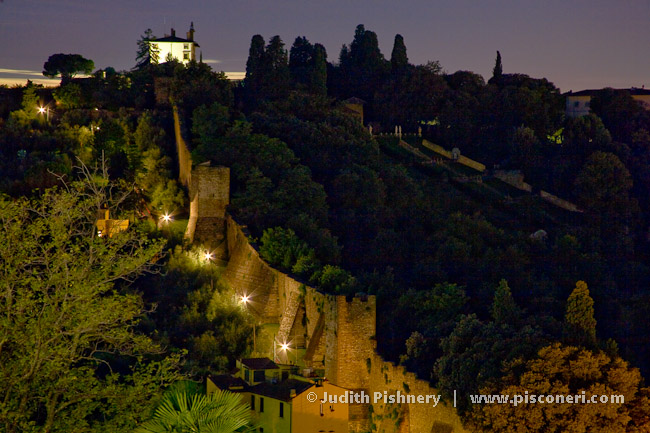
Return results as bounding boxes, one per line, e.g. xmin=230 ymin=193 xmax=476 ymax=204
xmin=136 ymin=381 xmax=253 ymax=433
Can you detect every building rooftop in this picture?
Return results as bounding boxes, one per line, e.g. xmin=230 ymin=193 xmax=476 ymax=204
xmin=249 ymin=378 xmax=314 ymax=402
xmin=565 ymin=88 xmax=650 ymax=96
xmin=208 ymin=374 xmax=248 ymax=392
xmin=240 ymin=358 xmax=279 ymax=370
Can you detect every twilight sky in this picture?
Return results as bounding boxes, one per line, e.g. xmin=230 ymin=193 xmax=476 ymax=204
xmin=0 ymin=0 xmax=648 ymax=92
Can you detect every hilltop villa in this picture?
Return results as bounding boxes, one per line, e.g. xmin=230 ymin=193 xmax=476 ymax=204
xmin=148 ymin=23 xmax=199 ymax=65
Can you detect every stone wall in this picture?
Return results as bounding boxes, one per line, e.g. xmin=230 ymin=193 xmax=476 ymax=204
xmin=222 ymin=215 xmax=280 ymax=324
xmin=222 ymin=216 xmax=469 ymax=432
xmin=172 ymin=105 xmax=192 ymax=188
xmin=368 ymin=353 xmax=469 ymax=433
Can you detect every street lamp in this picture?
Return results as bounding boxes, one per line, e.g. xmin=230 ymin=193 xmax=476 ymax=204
xmin=204 ymin=251 xmax=213 ymax=261
xmin=37 ymin=106 xmax=50 ymax=122
xmin=161 ymin=213 xmax=172 ymax=223
xmin=275 ymin=341 xmax=291 ymax=364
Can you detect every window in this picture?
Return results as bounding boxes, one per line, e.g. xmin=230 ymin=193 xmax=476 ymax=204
xmin=183 ymin=53 xmax=189 ymax=60
xmin=279 ymin=402 xmax=284 ymax=418
xmin=184 ymin=43 xmax=189 ymax=49
xmin=245 ymin=369 xmax=250 ymax=382
xmin=251 ymin=395 xmax=255 ymax=410
xmin=253 ymin=370 xmax=265 ymax=383
xmin=574 ymin=101 xmax=580 ymax=107
xmin=260 ymin=397 xmax=264 ymax=413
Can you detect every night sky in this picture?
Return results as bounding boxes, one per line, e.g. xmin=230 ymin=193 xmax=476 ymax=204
xmin=1 ymin=0 xmax=648 ymax=92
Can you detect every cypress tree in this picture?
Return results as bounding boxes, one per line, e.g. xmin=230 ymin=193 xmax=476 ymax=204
xmin=244 ymin=34 xmax=266 ymax=104
xmin=264 ymin=35 xmax=290 ymax=100
xmin=565 ymin=280 xmax=597 ymax=347
xmin=310 ymin=43 xmax=328 ymax=95
xmin=289 ymin=36 xmax=313 ymax=88
xmin=490 ymin=279 xmax=521 ymax=325
xmin=492 ymin=50 xmax=503 ymax=82
xmin=390 ymin=34 xmax=408 ymax=74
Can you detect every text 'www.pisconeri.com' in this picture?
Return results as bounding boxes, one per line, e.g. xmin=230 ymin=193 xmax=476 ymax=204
xmin=469 ymin=391 xmax=625 ymax=406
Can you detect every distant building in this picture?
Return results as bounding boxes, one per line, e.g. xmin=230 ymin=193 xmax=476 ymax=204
xmin=236 ymin=358 xmax=292 ymax=386
xmin=148 ymin=23 xmax=199 ymax=65
xmin=565 ymin=88 xmax=650 ymax=117
xmin=95 ymin=206 xmax=129 ymax=238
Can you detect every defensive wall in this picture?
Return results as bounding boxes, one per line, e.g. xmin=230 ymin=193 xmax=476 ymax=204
xmin=222 ymin=213 xmax=469 ymax=433
xmin=172 ymin=105 xmax=192 ymax=189
xmin=173 ymin=107 xmax=468 ymax=432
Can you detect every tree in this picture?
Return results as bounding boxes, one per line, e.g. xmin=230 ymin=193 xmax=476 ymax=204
xmin=491 ymin=50 xmax=503 ymax=83
xmin=0 ymin=170 xmax=181 ymax=433
xmin=53 ymin=82 xmax=82 ymax=109
xmin=136 ymin=381 xmax=252 ymax=433
xmin=263 ymin=35 xmax=291 ymax=100
xmin=564 ymin=280 xmax=597 ymax=347
xmin=43 ymin=53 xmax=94 ymax=84
xmin=289 ymin=36 xmax=313 ymax=87
xmin=310 ymin=43 xmax=328 ymax=95
xmin=244 ymin=34 xmax=266 ymax=105
xmin=491 ymin=279 xmax=521 ymax=325
xmin=135 ymin=28 xmax=158 ymax=68
xmin=289 ymin=38 xmax=328 ymax=95
xmin=7 ymin=83 xmax=41 ymax=129
xmin=470 ymin=343 xmax=644 ymax=433
xmin=336 ymin=24 xmax=389 ymax=102
xmin=390 ymin=34 xmax=408 ymax=74
xmin=591 ymin=88 xmax=649 ymax=144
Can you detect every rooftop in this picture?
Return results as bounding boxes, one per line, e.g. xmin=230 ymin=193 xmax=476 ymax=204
xmin=208 ymin=374 xmax=248 ymax=392
xmin=565 ymin=88 xmax=650 ymax=96
xmin=249 ymin=378 xmax=314 ymax=402
xmin=240 ymin=358 xmax=279 ymax=370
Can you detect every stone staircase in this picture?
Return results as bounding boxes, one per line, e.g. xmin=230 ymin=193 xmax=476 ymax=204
xmin=276 ymin=289 xmax=301 ymax=344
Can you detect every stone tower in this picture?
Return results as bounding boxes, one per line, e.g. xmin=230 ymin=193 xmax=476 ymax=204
xmin=185 ymin=163 xmax=230 ymax=257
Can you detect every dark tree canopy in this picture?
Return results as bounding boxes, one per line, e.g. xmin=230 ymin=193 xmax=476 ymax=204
xmin=289 ymin=37 xmax=328 ymax=95
xmin=43 ymin=53 xmax=94 ymax=84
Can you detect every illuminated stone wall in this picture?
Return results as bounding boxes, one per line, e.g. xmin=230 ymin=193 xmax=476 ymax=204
xmin=221 ymin=217 xmax=470 ymax=432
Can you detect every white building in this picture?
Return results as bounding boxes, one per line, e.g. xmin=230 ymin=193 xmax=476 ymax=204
xmin=148 ymin=23 xmax=199 ymax=65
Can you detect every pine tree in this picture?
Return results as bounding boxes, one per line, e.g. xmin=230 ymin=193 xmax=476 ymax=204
xmin=565 ymin=280 xmax=597 ymax=346
xmin=390 ymin=34 xmax=408 ymax=74
xmin=135 ymin=29 xmax=157 ymax=68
